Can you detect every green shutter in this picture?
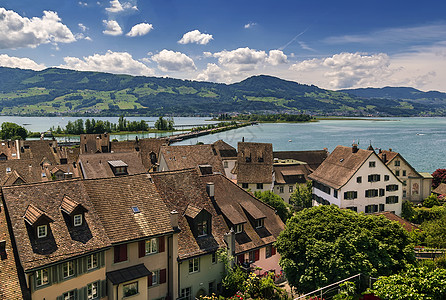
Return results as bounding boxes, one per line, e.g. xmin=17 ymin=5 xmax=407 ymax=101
xmin=77 ymin=257 xmax=86 ymax=275
xmin=51 ymin=265 xmax=59 ymax=284
xmin=99 ymin=280 xmax=107 ymax=298
xmin=78 ymin=286 xmax=87 ymax=300
xmin=58 ymin=264 xmax=64 ymax=282
xmin=99 ymin=251 xmax=105 ymax=268
xmin=30 ymin=273 xmax=35 ymax=293
xmin=56 ymin=296 xmax=63 ymax=300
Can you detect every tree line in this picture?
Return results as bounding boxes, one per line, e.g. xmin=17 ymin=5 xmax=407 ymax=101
xmin=216 ymin=113 xmax=313 ymax=122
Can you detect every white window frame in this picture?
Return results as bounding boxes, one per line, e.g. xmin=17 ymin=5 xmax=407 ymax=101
xmin=63 ymin=290 xmax=76 ymax=300
xmin=234 ymin=224 xmax=243 ymax=234
xmin=197 ymin=220 xmax=208 ymax=237
xmin=36 ymin=268 xmax=49 ymax=287
xmin=73 ymin=214 xmax=82 ymax=226
xmin=63 ymin=261 xmax=75 ymax=278
xmin=223 ymin=161 xmax=228 ymax=168
xmin=151 ymin=270 xmax=159 ymax=286
xmin=37 ymin=225 xmax=47 ymax=238
xmin=279 ymin=186 xmax=284 ymax=193
xmin=87 ymin=282 xmax=98 ymax=300
xmin=189 ymin=257 xmax=199 ymax=273
xmin=181 ymin=287 xmax=191 ymax=300
xmin=289 ymin=185 xmax=293 ymax=193
xmin=255 ymin=218 xmax=264 ymax=229
xmin=211 ymin=252 xmax=217 ymax=264
xmin=123 ymin=281 xmax=138 ymax=298
xmin=145 ymin=238 xmax=158 ymax=255
xmin=87 ymin=253 xmax=98 ymax=270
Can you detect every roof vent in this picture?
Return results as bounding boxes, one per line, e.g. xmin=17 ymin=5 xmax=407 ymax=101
xmin=352 ymin=144 xmax=359 ymax=153
xmin=131 ymin=206 xmax=140 ymax=214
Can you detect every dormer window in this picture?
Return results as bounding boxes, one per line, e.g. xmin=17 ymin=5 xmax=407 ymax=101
xmin=197 ymin=220 xmax=208 ymax=237
xmin=235 ymin=224 xmax=243 ymax=234
xmin=258 ymin=157 xmax=264 ymax=162
xmin=73 ymin=214 xmax=83 ymax=226
xmin=37 ymin=225 xmax=47 ymax=238
xmin=185 ymin=205 xmax=211 ymax=238
xmin=255 ymin=218 xmax=264 ymax=229
xmin=108 ymin=160 xmax=128 ymax=176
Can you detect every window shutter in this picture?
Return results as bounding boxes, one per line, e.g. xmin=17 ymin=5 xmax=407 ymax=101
xmin=160 ymin=268 xmax=167 ymax=284
xmin=30 ymin=273 xmax=36 ymax=293
xmin=158 ymin=236 xmax=165 ymax=253
xmin=148 ymin=273 xmax=153 ymax=287
xmin=114 ymin=246 xmax=120 ymax=263
xmin=99 ymin=280 xmax=107 ymax=298
xmin=56 ymin=296 xmax=63 ymax=300
xmin=377 ymin=175 xmax=381 ymax=181
xmin=99 ymin=251 xmax=105 ymax=268
xmin=354 ymin=191 xmax=357 ymax=198
xmin=77 ymin=257 xmax=85 ymax=275
xmin=78 ymin=287 xmax=87 ymax=300
xmin=139 ymin=241 xmax=145 ymax=258
xmin=121 ymin=244 xmax=127 ymax=261
xmin=368 ymin=175 xmax=372 ymax=182
xmin=58 ymin=264 xmax=64 ymax=282
xmin=51 ymin=265 xmax=59 ymax=284
xmin=238 ymin=254 xmax=244 ymax=264
xmin=343 ymin=192 xmax=347 ymax=199
xmin=271 ymin=246 xmax=276 ymax=256
xmin=254 ymin=249 xmax=260 ymax=261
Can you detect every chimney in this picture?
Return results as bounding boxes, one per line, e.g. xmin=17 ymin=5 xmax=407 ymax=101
xmin=242 ymin=137 xmax=245 ymax=142
xmin=382 ymin=153 xmax=387 ymax=163
xmin=0 ymin=240 xmax=6 ymax=260
xmin=389 ymin=148 xmax=392 ymax=152
xmin=224 ymin=229 xmax=236 ymax=265
xmin=206 ymin=182 xmax=215 ymax=198
xmin=352 ymin=143 xmax=359 ymax=153
xmin=170 ymin=210 xmax=179 ymax=230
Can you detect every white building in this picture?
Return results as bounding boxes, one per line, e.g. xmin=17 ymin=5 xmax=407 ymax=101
xmin=309 ymin=145 xmax=403 ymax=216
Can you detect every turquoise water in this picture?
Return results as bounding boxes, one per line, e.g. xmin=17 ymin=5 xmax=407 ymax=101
xmin=1 ymin=116 xmax=444 ymax=173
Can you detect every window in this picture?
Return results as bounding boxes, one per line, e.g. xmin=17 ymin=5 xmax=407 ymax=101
xmin=114 ymin=244 xmax=127 ymax=263
xmin=265 ymin=245 xmax=275 ymax=258
xmin=87 ymin=253 xmax=98 ymax=270
xmin=379 ymin=204 xmax=385 ymax=212
xmin=63 ymin=261 xmax=74 ymax=278
xmin=249 ymin=251 xmax=255 ymax=263
xmin=384 ymin=175 xmax=390 ymax=181
xmin=63 ymin=290 xmax=76 ymax=300
xmin=379 ymin=188 xmax=385 ymax=197
xmin=255 ymin=218 xmax=264 ymax=229
xmin=87 ymin=282 xmax=98 ymax=300
xmin=223 ymin=161 xmax=228 ymax=168
xmin=394 ymin=160 xmax=400 ymax=166
xmin=403 ymin=170 xmax=406 ymax=176
xmin=197 ymin=220 xmax=208 ymax=237
xmin=346 ymin=206 xmax=357 ymax=212
xmin=256 ymin=183 xmax=263 ymax=190
xmin=344 ymin=191 xmax=357 ymax=200
xmin=37 ymin=225 xmax=47 ymax=238
xmin=395 ymin=170 xmax=400 ymax=176
xmin=313 ymin=181 xmax=331 ymax=194
xmin=365 ymin=189 xmax=379 ymax=198
xmin=386 ymin=196 xmax=399 ymax=204
xmin=279 ymin=186 xmax=284 ymax=193
xmin=369 ymin=161 xmax=376 ymax=168
xmin=212 ymin=252 xmax=217 ymax=264
xmin=73 ymin=214 xmax=82 ymax=226
xmin=356 ymin=176 xmax=362 ymax=183
xmin=189 ymin=258 xmax=199 ymax=273
xmin=234 ymin=224 xmax=243 ymax=234
xmin=6 ymin=167 xmax=11 ymax=173
xmin=181 ymin=287 xmax=191 ymax=300
xmin=36 ymin=269 xmax=49 ymax=286
xmin=333 ymin=190 xmax=338 ymax=198
xmin=242 ymin=183 xmax=248 ymax=189
xmin=145 ymin=238 xmax=158 ymax=255
xmin=289 ymin=185 xmax=293 ymax=193
xmin=386 ymin=184 xmax=399 ymax=191
xmin=151 ymin=270 xmax=159 ymax=286
xmin=368 ymin=174 xmax=381 ymax=182
xmin=365 ymin=204 xmax=379 ymax=213
xmin=123 ymin=282 xmax=138 ymax=297
xmin=403 ymin=190 xmax=407 ymax=197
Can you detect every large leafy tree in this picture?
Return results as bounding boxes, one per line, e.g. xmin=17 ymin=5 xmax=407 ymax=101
xmin=254 ymin=190 xmax=292 ymax=222
xmin=368 ymin=266 xmax=446 ymax=300
xmin=289 ymin=180 xmax=313 ymax=209
xmin=0 ymin=122 xmax=28 ymax=140
xmin=276 ymin=205 xmax=415 ymax=294
xmin=421 ymin=215 xmax=446 ymax=248
xmin=432 ymin=168 xmax=446 ymax=189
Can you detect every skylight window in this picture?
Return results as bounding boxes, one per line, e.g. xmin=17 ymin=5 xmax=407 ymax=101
xmin=6 ymin=167 xmax=11 ymax=173
xmin=131 ymin=206 xmax=140 ymax=214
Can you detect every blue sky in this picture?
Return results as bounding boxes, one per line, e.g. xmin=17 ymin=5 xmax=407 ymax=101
xmin=1 ymin=0 xmax=446 ymax=91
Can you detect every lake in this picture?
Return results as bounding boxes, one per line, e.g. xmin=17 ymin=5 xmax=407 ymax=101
xmin=1 ymin=116 xmax=444 ymax=173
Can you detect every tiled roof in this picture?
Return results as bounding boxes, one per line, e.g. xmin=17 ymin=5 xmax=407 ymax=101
xmin=0 ymin=140 xmax=19 ymax=160
xmin=433 ymin=183 xmax=446 ymax=195
xmin=159 ymin=144 xmax=225 ymax=174
xmin=184 ymin=204 xmax=203 ymax=219
xmin=80 ymin=134 xmax=110 ymax=154
xmin=23 ymin=204 xmax=53 ymax=226
xmin=151 ymin=169 xmax=228 ymax=260
xmin=274 ymin=164 xmax=312 ymax=185
xmin=309 ymin=145 xmax=373 ymax=189
xmin=273 ymin=150 xmax=328 ymax=170
xmin=377 ymin=150 xmax=399 ymax=164
xmin=374 ymin=211 xmax=419 ymax=232
xmin=17 ymin=140 xmax=67 ymax=165
xmin=60 ymin=195 xmax=87 ymax=215
xmin=199 ymin=174 xmax=285 ymax=254
xmin=2 ymin=180 xmax=111 ymax=271
xmin=78 ymin=152 xmax=146 ymax=179
xmin=237 ymin=142 xmax=273 ymax=184
xmin=82 ymin=174 xmax=174 ymax=244
xmin=213 ymin=140 xmax=237 ymax=159
xmin=107 ymin=263 xmax=151 ymax=285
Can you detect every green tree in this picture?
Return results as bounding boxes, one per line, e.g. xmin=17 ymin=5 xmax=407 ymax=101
xmin=289 ymin=180 xmax=313 ymax=209
xmin=155 ymin=116 xmax=174 ymax=131
xmin=421 ymin=215 xmax=446 ymax=248
xmin=0 ymin=122 xmax=28 ymax=140
xmin=254 ymin=190 xmax=292 ymax=222
xmin=423 ymin=193 xmax=441 ymax=208
xmin=368 ymin=266 xmax=446 ymax=300
xmin=276 ymin=205 xmax=415 ymax=294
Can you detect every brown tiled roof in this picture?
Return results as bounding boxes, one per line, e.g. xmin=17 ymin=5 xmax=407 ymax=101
xmin=80 ymin=134 xmax=110 ymax=154
xmin=213 ymin=140 xmax=237 ymax=159
xmin=0 ymin=200 xmax=26 ymax=299
xmin=17 ymin=140 xmax=66 ymax=165
xmin=274 ymin=164 xmax=312 ymax=185
xmin=219 ymin=205 xmax=246 ymax=225
xmin=2 ymin=180 xmax=111 ymax=271
xmin=60 ymin=195 xmax=87 ymax=216
xmin=309 ymin=146 xmax=373 ymax=189
xmin=0 ymin=140 xmax=19 ymax=160
xmin=82 ymin=174 xmax=173 ymax=244
xmin=378 ymin=150 xmax=421 ymax=177
xmin=374 ymin=211 xmax=419 ymax=232
xmin=433 ymin=183 xmax=446 ymax=195
xmin=23 ymin=204 xmax=54 ymax=226
xmin=159 ymin=144 xmax=225 ymax=174
xmin=78 ymin=152 xmax=146 ymax=179
xmin=0 ymin=159 xmax=48 ymax=186
xmin=151 ymin=169 xmax=228 ymax=260
xmin=237 ymin=142 xmax=273 ymax=184
xmin=273 ymin=150 xmax=329 ymax=170
xmin=110 ymin=138 xmax=168 ymax=171
xmin=184 ymin=204 xmax=203 ymax=219
xmin=200 ymin=174 xmax=285 ymax=254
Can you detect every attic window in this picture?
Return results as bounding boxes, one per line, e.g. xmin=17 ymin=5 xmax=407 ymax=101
xmin=37 ymin=225 xmax=47 ymax=238
xmin=108 ymin=160 xmax=128 ymax=176
xmin=131 ymin=206 xmax=140 ymax=214
xmin=235 ymin=224 xmax=243 ymax=234
xmin=340 ymin=158 xmax=344 ymax=162
xmin=258 ymin=157 xmax=264 ymax=162
xmin=255 ymin=218 xmax=264 ymax=229
xmin=41 ymin=172 xmax=46 ymax=178
xmin=245 ymin=157 xmax=251 ymax=162
xmin=6 ymin=167 xmax=11 ymax=173
xmin=73 ymin=214 xmax=83 ymax=226
xmin=197 ymin=220 xmax=208 ymax=237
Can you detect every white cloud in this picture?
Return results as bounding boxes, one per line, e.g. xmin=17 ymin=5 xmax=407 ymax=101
xmin=266 ymin=50 xmax=287 ymax=65
xmin=78 ymin=23 xmax=87 ymax=32
xmin=212 ymin=47 xmax=267 ymax=71
xmin=126 ymin=23 xmax=153 ymax=37
xmin=106 ymin=0 xmax=123 ymax=12
xmin=196 ymin=63 xmax=231 ymax=82
xmin=0 ymin=54 xmax=45 ymax=70
xmin=102 ymin=20 xmax=122 ymax=36
xmin=0 ymin=8 xmax=76 ymax=49
xmin=151 ymin=49 xmax=196 ymax=72
xmin=60 ymin=50 xmax=154 ymax=76
xmin=78 ymin=2 xmax=88 ymax=7
xmin=244 ymin=22 xmax=257 ymax=29
xmin=178 ymin=30 xmax=213 ymax=45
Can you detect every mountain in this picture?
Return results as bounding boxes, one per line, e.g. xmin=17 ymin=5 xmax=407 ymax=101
xmin=0 ymin=67 xmax=444 ymax=116
xmin=339 ymin=86 xmax=446 ymax=101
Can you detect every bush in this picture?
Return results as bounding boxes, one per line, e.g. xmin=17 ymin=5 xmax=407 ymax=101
xmin=423 ymin=194 xmax=441 ymax=208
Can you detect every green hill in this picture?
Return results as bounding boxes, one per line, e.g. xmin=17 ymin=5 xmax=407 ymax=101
xmin=0 ymin=67 xmax=444 ymax=116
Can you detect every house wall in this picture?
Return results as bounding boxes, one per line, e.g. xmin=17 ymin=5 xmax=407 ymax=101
xmin=178 ymin=253 xmax=224 ymax=299
xmin=158 ymin=154 xmax=169 ymax=172
xmin=222 ymin=159 xmax=236 ymax=179
xmin=238 ymin=183 xmax=272 ymax=193
xmin=274 ymin=183 xmax=298 ymax=204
